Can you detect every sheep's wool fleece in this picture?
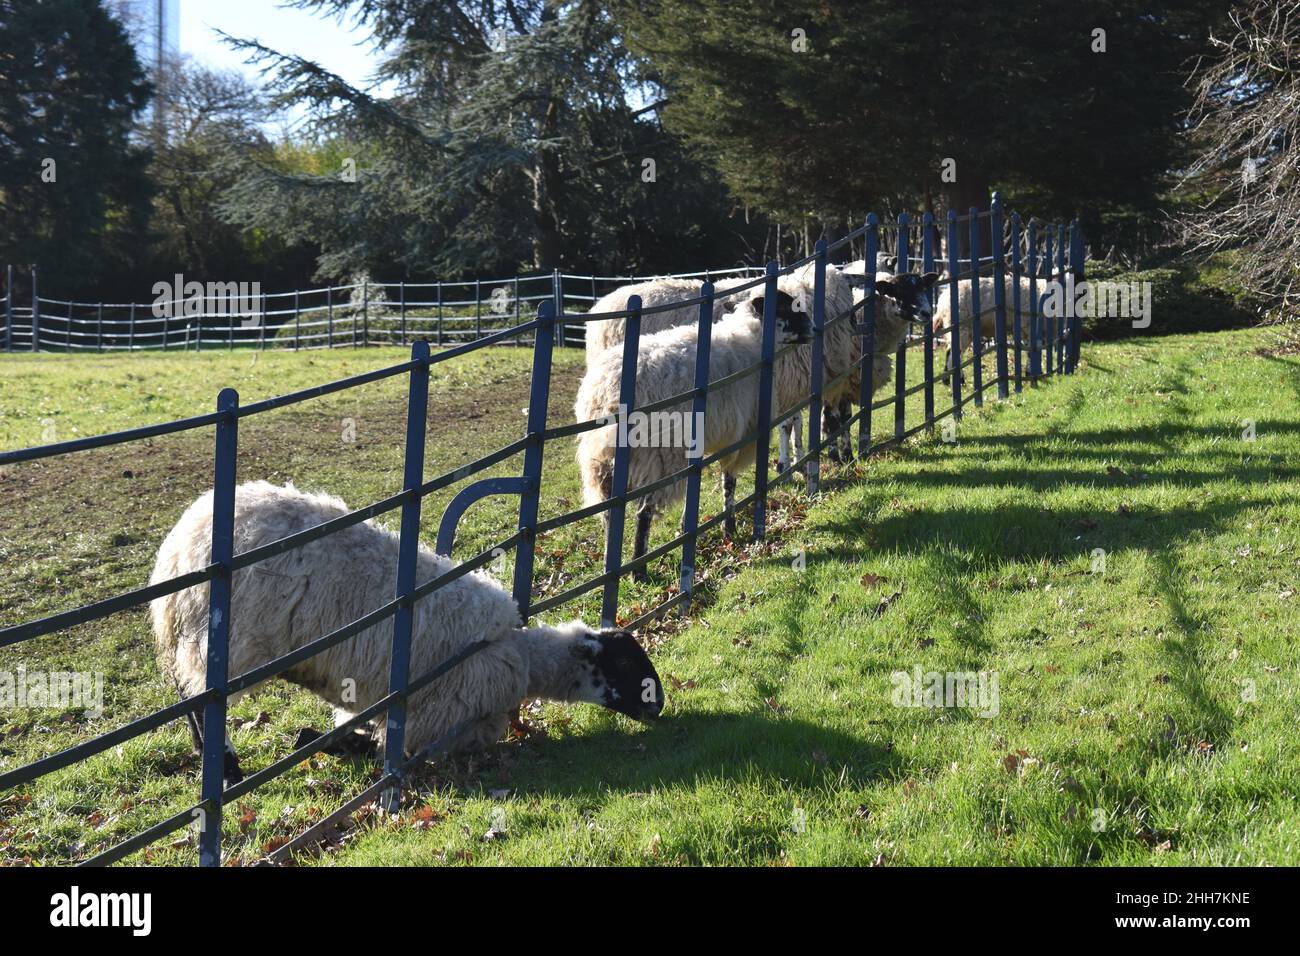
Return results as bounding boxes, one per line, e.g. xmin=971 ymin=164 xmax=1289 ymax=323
xmin=150 ymin=481 xmax=530 ymax=753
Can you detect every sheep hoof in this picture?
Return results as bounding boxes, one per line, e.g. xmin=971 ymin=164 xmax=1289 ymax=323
xmin=224 ymin=751 xmax=244 ymax=786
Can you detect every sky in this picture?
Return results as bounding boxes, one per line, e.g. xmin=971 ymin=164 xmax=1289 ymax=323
xmin=178 ymin=0 xmax=394 ymax=126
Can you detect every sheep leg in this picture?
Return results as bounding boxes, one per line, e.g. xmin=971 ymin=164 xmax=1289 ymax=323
xmin=186 ymin=710 xmax=204 ymax=753
xmin=723 ymin=472 xmax=737 ymax=539
xmin=824 ymin=405 xmax=842 ymax=463
xmin=188 ymin=710 xmax=244 ymax=785
xmin=632 ymin=503 xmax=653 ymax=582
xmin=777 ymin=422 xmax=791 ymax=474
xmin=792 ymin=415 xmax=805 ymax=475
xmin=838 ymin=399 xmax=855 ymax=462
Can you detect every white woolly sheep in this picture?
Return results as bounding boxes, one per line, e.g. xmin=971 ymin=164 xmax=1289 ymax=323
xmin=792 ymin=262 xmax=941 ymax=464
xmin=574 ymin=289 xmax=812 ymax=577
xmin=932 ymin=274 xmax=1050 ymax=381
xmin=150 ymin=480 xmax=663 ymax=780
xmin=583 ymin=276 xmax=753 ymax=363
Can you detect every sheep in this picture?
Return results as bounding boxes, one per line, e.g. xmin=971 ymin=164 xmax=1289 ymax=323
xmin=801 ymin=262 xmax=941 ymax=463
xmin=932 ymin=274 xmax=1050 ymax=381
xmin=583 ymin=276 xmax=753 ymax=363
xmin=575 ymin=290 xmax=812 ymax=578
xmin=150 ymin=480 xmax=663 ymax=781
xmin=770 ymin=260 xmax=858 ymax=474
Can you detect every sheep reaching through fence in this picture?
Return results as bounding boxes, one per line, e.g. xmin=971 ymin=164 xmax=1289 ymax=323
xmin=774 ymin=264 xmax=941 ymax=468
xmin=574 ymin=290 xmax=812 ymax=578
xmin=150 ymin=481 xmax=664 ymax=780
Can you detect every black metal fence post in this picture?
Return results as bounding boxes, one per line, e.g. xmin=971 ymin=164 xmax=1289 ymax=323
xmin=968 ymin=208 xmax=984 ymax=406
xmin=1069 ymin=221 xmax=1085 ymax=373
xmin=381 ymin=340 xmax=430 ymax=812
xmin=601 ymin=296 xmax=641 ymax=627
xmin=1043 ymin=229 xmax=1055 ymax=377
xmin=199 ymin=387 xmax=239 ymax=867
xmin=991 ymin=193 xmax=1010 ymax=400
xmin=894 ymin=213 xmax=909 ymax=442
xmin=922 ymin=212 xmax=936 ymax=429
xmin=1009 ymin=213 xmax=1024 ymax=393
xmin=512 ymin=301 xmax=556 ymax=620
xmin=807 ymin=241 xmax=827 ymax=494
xmin=551 ymin=270 xmax=566 ymax=348
xmin=1057 ymin=223 xmax=1068 ymax=371
xmin=1027 ymin=219 xmax=1040 ymax=384
xmin=947 ymin=211 xmax=963 ymax=418
xmin=31 ymin=265 xmax=38 ymax=352
xmin=3 ymin=264 xmax=10 ymax=352
xmin=752 ymin=262 xmax=779 ymax=542
xmin=679 ymin=283 xmax=714 ymax=602
xmin=860 ymin=215 xmax=879 ymax=454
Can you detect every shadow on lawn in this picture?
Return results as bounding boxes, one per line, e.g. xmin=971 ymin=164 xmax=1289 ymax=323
xmin=749 ymin=359 xmax=1290 ymax=746
xmin=496 ymin=711 xmax=901 ymax=798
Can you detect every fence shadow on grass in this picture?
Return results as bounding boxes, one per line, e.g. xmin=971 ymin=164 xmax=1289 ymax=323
xmin=474 ymin=712 xmax=902 ymax=799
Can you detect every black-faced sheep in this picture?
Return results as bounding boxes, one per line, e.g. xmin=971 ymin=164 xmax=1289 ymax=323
xmin=150 ymin=481 xmax=663 ymax=778
xmin=809 ymin=263 xmax=941 ymax=462
xmin=574 ymin=290 xmax=811 ymax=577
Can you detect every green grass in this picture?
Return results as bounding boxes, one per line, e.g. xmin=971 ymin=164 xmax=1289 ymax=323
xmin=2 ymin=326 xmax=1298 ymax=865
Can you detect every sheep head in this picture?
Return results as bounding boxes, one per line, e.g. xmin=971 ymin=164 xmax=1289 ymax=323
xmin=728 ymin=289 xmax=813 ymax=345
xmin=571 ymin=629 xmax=664 ymax=722
xmin=874 ymin=272 xmax=942 ymax=330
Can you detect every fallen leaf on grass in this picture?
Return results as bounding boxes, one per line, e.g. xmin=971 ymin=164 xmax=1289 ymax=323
xmin=874 ymin=589 xmax=903 ymax=616
xmin=261 ymin=836 xmax=292 ymax=855
xmin=860 ymin=572 xmax=886 ymax=588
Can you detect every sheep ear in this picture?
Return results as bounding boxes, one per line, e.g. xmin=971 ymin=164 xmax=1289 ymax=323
xmin=921 ymin=271 xmax=941 ymax=289
xmin=874 ymin=278 xmax=898 ymax=298
xmin=749 ymin=294 xmax=765 ymax=317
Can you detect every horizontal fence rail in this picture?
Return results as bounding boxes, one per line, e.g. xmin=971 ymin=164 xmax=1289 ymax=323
xmin=0 ymin=196 xmax=1084 ymax=865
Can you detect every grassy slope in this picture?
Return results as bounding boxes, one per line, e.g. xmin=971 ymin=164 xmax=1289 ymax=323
xmin=335 ymin=327 xmax=1300 ymax=866
xmin=1 ymin=328 xmax=1297 ymax=864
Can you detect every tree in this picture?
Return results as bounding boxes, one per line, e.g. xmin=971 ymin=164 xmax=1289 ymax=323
xmin=0 ymin=0 xmax=153 ymax=296
xmin=1176 ymin=0 xmax=1300 ymax=317
xmin=618 ymin=0 xmax=1225 ymax=257
xmin=218 ymin=0 xmax=765 ymax=279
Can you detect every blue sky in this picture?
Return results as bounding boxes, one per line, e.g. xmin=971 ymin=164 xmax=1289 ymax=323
xmin=179 ymin=0 xmax=394 ymax=121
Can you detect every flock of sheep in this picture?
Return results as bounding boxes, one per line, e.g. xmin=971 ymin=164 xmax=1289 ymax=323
xmin=147 ymin=256 xmax=990 ymax=778
xmin=575 ymin=261 xmax=941 ymax=571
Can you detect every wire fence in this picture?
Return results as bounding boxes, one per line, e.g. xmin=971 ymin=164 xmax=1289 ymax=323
xmin=0 ymin=195 xmax=1085 ymax=866
xmin=0 ymin=265 xmax=769 ymax=353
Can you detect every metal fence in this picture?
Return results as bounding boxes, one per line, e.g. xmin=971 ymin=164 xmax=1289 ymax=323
xmin=0 ymin=195 xmax=1085 ymax=866
xmin=0 ymin=265 xmax=768 ymax=353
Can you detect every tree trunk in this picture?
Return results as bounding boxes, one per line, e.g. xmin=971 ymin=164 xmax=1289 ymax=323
xmin=944 ymin=167 xmax=990 ymax=270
